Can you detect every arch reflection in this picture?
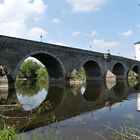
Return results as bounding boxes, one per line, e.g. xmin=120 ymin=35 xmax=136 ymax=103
xmin=16 ymin=79 xmax=65 ymax=113
xmin=0 ymin=75 xmax=8 ymax=104
xmin=16 ymin=79 xmax=49 ymax=111
xmin=81 ymin=81 xmax=102 ymax=102
xmin=2 ymin=79 xmax=140 ymax=131
xmin=113 ymin=80 xmax=126 ymax=97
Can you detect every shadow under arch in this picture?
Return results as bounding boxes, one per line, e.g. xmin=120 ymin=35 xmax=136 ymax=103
xmin=40 ymin=84 xmax=66 ymax=112
xmin=82 ymin=60 xmax=102 ymax=80
xmin=112 ymin=62 xmax=125 ymax=79
xmin=24 ymin=84 xmax=66 ymax=129
xmin=15 ymin=51 xmax=65 ymax=82
xmin=113 ymin=80 xmax=127 ymax=97
xmin=132 ymin=65 xmax=139 ymax=75
xmin=81 ymin=81 xmax=102 ymax=102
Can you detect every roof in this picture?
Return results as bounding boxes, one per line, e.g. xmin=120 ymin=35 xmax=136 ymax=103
xmin=134 ymin=41 xmax=140 ymax=45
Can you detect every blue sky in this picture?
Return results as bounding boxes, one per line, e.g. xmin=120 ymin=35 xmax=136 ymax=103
xmin=0 ymin=0 xmax=140 ymax=58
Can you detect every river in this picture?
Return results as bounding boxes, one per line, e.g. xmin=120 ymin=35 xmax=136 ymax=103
xmin=0 ymin=79 xmax=140 ymax=140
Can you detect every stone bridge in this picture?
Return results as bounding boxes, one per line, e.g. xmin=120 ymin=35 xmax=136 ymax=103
xmin=0 ymin=35 xmax=140 ymax=87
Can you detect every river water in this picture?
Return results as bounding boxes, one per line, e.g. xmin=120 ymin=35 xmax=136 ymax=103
xmin=0 ymin=79 xmax=140 ymax=140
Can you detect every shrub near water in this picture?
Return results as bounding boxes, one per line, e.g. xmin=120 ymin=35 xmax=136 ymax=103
xmin=0 ymin=125 xmax=17 ymax=140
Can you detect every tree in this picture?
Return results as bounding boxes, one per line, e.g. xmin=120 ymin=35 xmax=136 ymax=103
xmin=17 ymin=60 xmax=41 ymax=78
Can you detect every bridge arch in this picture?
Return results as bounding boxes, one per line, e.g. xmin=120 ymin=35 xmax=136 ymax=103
xmin=112 ymin=62 xmax=125 ymax=78
xmin=132 ymin=65 xmax=139 ymax=75
xmin=15 ymin=51 xmax=65 ymax=81
xmin=81 ymin=60 xmax=102 ymax=80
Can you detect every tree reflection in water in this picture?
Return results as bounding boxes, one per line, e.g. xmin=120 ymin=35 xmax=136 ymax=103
xmin=16 ymin=79 xmax=49 ymax=111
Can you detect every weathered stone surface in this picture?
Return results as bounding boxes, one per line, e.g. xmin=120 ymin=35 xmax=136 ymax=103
xmin=0 ymin=35 xmax=139 ymax=88
xmin=105 ymin=70 xmax=116 ymax=90
xmin=105 ymin=70 xmax=116 ymax=80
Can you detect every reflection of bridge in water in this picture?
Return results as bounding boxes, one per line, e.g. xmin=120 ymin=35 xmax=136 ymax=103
xmin=0 ymin=80 xmax=140 ymax=131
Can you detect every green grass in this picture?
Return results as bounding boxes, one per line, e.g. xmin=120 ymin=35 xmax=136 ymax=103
xmin=0 ymin=125 xmax=17 ymax=140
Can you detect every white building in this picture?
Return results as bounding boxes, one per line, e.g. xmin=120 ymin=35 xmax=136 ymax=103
xmin=134 ymin=41 xmax=140 ymax=61
xmin=137 ymin=93 xmax=140 ymax=112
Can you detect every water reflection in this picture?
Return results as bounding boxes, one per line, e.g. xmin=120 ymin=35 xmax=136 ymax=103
xmin=137 ymin=93 xmax=140 ymax=112
xmin=0 ymin=76 xmax=8 ymax=104
xmin=67 ymin=84 xmax=84 ymax=96
xmin=17 ymin=88 xmax=48 ymax=111
xmin=81 ymin=81 xmax=102 ymax=102
xmin=0 ymin=79 xmax=140 ymax=133
xmin=80 ymin=86 xmax=86 ymax=95
xmin=16 ymin=79 xmax=49 ymax=111
xmin=113 ymin=80 xmax=126 ymax=97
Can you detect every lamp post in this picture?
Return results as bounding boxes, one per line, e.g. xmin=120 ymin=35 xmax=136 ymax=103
xmin=40 ymin=35 xmax=42 ymax=42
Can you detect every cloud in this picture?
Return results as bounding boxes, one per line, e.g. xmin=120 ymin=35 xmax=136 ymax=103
xmin=0 ymin=0 xmax=48 ymax=41
xmin=48 ymin=40 xmax=68 ymax=46
xmin=52 ymin=18 xmax=60 ymax=24
xmin=72 ymin=31 xmax=81 ymax=36
xmin=91 ymin=39 xmax=121 ymax=48
xmin=67 ymin=0 xmax=108 ymax=12
xmin=85 ymin=30 xmax=98 ymax=37
xmin=28 ymin=27 xmax=48 ymax=41
xmin=72 ymin=30 xmax=98 ymax=37
xmin=120 ymin=30 xmax=133 ymax=38
xmin=125 ymin=112 xmax=135 ymax=120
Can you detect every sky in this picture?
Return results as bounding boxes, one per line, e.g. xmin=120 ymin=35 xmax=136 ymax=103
xmin=0 ymin=0 xmax=140 ymax=59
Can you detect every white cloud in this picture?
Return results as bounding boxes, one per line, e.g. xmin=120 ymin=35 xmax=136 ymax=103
xmin=72 ymin=30 xmax=98 ymax=37
xmin=72 ymin=31 xmax=81 ymax=36
xmin=91 ymin=39 xmax=121 ymax=48
xmin=52 ymin=18 xmax=60 ymax=24
xmin=120 ymin=30 xmax=133 ymax=38
xmin=48 ymin=40 xmax=68 ymax=46
xmin=28 ymin=27 xmax=48 ymax=41
xmin=0 ymin=0 xmax=48 ymax=41
xmin=85 ymin=30 xmax=98 ymax=37
xmin=67 ymin=0 xmax=108 ymax=12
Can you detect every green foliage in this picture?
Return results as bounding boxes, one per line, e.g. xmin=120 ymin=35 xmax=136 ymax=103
xmin=67 ymin=68 xmax=86 ymax=81
xmin=16 ymin=59 xmax=49 ymax=97
xmin=16 ymin=79 xmax=49 ymax=97
xmin=0 ymin=126 xmax=17 ymax=140
xmin=78 ymin=67 xmax=86 ymax=80
xmin=17 ymin=60 xmax=41 ymax=78
xmin=36 ymin=67 xmax=49 ymax=82
xmin=128 ymin=70 xmax=139 ymax=79
xmin=16 ymin=79 xmax=39 ymax=97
